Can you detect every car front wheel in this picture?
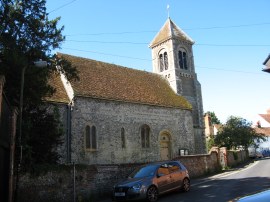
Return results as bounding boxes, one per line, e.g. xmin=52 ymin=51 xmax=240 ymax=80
xmin=182 ymin=178 xmax=190 ymax=192
xmin=146 ymin=186 xmax=158 ymax=202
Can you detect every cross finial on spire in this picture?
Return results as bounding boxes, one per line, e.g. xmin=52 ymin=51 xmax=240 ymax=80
xmin=167 ymin=4 xmax=170 ymax=18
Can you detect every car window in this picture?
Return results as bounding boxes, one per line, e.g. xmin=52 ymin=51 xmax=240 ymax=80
xmin=157 ymin=167 xmax=170 ymax=175
xmin=129 ymin=165 xmax=156 ymax=178
xmin=168 ymin=162 xmax=181 ymax=173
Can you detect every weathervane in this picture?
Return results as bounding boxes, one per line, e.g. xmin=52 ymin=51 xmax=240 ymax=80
xmin=167 ymin=4 xmax=170 ymax=18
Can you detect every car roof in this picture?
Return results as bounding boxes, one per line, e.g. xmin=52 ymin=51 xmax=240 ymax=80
xmin=145 ymin=161 xmax=181 ymax=166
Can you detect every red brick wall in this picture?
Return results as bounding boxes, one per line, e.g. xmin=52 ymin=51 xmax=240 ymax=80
xmin=173 ymin=151 xmax=220 ymax=177
xmin=18 ymin=153 xmax=221 ymax=201
xmin=18 ymin=149 xmax=248 ymax=201
xmin=227 ymin=150 xmax=248 ymax=167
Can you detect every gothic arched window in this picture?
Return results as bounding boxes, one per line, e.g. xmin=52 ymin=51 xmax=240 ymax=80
xmin=178 ymin=50 xmax=188 ymax=70
xmin=141 ymin=124 xmax=150 ymax=148
xmin=159 ymin=54 xmax=164 ymax=72
xmin=85 ymin=125 xmax=97 ymax=150
xmin=159 ymin=50 xmax=168 ymax=72
xmin=164 ymin=52 xmax=168 ymax=70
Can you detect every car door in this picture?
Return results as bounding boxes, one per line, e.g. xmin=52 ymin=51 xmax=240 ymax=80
xmin=156 ymin=165 xmax=171 ymax=194
xmin=168 ymin=162 xmax=183 ymax=190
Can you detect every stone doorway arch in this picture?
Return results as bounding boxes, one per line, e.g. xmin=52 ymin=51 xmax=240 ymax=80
xmin=159 ymin=131 xmax=171 ymax=160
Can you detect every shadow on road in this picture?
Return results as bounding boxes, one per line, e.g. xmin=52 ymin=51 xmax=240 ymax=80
xmin=158 ymin=176 xmax=270 ymax=202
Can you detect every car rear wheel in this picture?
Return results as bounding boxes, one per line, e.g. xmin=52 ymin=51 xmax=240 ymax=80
xmin=146 ymin=186 xmax=158 ymax=202
xmin=182 ymin=178 xmax=190 ymax=192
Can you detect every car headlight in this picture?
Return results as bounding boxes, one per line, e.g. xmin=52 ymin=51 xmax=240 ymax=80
xmin=131 ymin=183 xmax=142 ymax=191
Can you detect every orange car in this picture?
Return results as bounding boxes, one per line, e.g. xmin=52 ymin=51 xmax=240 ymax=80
xmin=112 ymin=161 xmax=190 ymax=202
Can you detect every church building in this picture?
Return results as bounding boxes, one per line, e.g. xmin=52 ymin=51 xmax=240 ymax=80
xmin=48 ymin=18 xmax=206 ymax=164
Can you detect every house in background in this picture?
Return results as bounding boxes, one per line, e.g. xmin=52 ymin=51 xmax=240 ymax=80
xmin=252 ymin=54 xmax=270 ymax=156
xmin=204 ymin=113 xmax=222 ymax=139
xmin=252 ymin=111 xmax=270 ymax=156
xmin=262 ymin=54 xmax=270 ymax=73
xmin=213 ymin=124 xmax=222 ymax=136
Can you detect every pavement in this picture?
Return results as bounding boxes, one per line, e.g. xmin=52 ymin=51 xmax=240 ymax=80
xmin=98 ymin=159 xmax=258 ymax=202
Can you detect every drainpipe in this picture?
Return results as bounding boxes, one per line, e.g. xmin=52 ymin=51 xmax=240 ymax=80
xmin=66 ymin=103 xmax=72 ymax=163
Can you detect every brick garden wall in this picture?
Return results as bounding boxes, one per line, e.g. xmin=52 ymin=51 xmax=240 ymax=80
xmin=227 ymin=150 xmax=248 ymax=167
xmin=173 ymin=151 xmax=220 ymax=177
xmin=18 ymin=151 xmax=224 ymax=202
xmin=18 ymin=163 xmax=143 ymax=202
xmin=17 ymin=149 xmax=248 ymax=201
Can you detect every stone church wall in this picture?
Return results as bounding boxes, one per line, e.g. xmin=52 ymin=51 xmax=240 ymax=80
xmin=194 ymin=128 xmax=206 ymax=154
xmin=70 ymin=97 xmax=195 ymax=164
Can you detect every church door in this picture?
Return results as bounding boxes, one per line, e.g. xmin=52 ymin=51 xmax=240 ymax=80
xmin=160 ymin=133 xmax=171 ymax=160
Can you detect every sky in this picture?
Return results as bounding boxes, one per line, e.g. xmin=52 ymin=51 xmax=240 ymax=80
xmin=46 ymin=0 xmax=270 ymax=124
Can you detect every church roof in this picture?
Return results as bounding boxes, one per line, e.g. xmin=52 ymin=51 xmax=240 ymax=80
xmin=149 ymin=18 xmax=194 ymax=48
xmin=56 ymin=53 xmax=192 ymax=110
xmin=45 ymin=71 xmax=70 ymax=104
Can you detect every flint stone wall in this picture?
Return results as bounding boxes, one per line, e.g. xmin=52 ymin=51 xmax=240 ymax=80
xmin=70 ymin=97 xmax=196 ymax=164
xmin=18 ymin=151 xmax=225 ymax=202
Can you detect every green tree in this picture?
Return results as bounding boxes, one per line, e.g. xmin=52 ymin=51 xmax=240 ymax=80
xmin=0 ymin=0 xmax=78 ymax=168
xmin=214 ymin=116 xmax=266 ymax=150
xmin=205 ymin=111 xmax=221 ymax=124
xmin=0 ymin=0 xmax=78 ymax=105
xmin=206 ymin=136 xmax=216 ymax=152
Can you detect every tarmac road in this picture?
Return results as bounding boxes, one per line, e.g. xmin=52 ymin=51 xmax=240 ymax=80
xmin=158 ymin=158 xmax=270 ymax=202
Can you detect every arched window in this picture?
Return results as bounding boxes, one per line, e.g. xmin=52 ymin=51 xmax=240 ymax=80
xmin=164 ymin=52 xmax=168 ymax=70
xmin=85 ymin=125 xmax=97 ymax=150
xmin=183 ymin=52 xmax=187 ymax=70
xmin=159 ymin=54 xmax=164 ymax=72
xmin=159 ymin=50 xmax=168 ymax=72
xmin=121 ymin=128 xmax=126 ymax=148
xmin=141 ymin=124 xmax=150 ymax=148
xmin=178 ymin=50 xmax=188 ymax=70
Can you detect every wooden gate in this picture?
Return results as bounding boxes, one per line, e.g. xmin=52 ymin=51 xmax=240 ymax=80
xmin=160 ymin=132 xmax=171 ymax=160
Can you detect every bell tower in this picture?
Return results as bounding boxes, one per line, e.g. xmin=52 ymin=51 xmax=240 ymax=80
xmin=149 ymin=18 xmax=206 ymax=153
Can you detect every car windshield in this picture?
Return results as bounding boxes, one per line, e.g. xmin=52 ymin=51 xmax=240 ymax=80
xmin=129 ymin=165 xmax=157 ymax=178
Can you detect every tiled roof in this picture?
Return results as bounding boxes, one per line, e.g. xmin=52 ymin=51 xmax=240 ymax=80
xmin=45 ymin=71 xmax=70 ymax=104
xmin=213 ymin=124 xmax=223 ymax=131
xmin=57 ymin=53 xmax=192 ymax=110
xmin=254 ymin=127 xmax=270 ymax=137
xmin=259 ymin=114 xmax=270 ymax=124
xmin=149 ymin=18 xmax=194 ymax=48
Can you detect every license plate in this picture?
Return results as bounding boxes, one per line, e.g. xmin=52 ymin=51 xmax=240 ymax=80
xmin=115 ymin=192 xmax=125 ymax=197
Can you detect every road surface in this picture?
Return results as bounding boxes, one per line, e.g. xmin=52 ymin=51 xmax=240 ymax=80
xmin=158 ymin=158 xmax=270 ymax=202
